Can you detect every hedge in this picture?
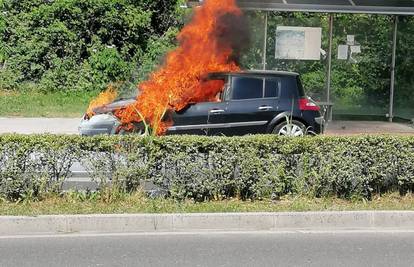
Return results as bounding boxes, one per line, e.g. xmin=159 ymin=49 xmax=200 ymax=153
xmin=1 ymin=134 xmax=414 ymax=202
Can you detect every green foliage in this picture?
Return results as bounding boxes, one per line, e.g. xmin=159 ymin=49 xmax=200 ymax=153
xmin=0 ymin=135 xmax=81 ymax=201
xmin=0 ymin=14 xmax=5 ymax=63
xmin=1 ymin=134 xmax=414 ymax=202
xmin=87 ymin=47 xmax=133 ymax=88
xmin=0 ymin=0 xmax=183 ymax=92
xmin=4 ymin=192 xmax=414 ymax=216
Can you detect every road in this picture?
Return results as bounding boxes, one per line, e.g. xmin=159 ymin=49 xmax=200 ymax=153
xmin=0 ymin=118 xmax=80 ymax=134
xmin=0 ymin=231 xmax=413 ymax=267
xmin=1 ymin=117 xmax=414 ymax=135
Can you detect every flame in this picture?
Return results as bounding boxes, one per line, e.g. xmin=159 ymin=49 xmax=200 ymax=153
xmin=118 ymin=0 xmax=242 ymax=134
xmin=86 ymin=85 xmax=118 ymax=118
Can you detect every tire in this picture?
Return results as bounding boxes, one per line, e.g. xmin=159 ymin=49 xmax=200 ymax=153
xmin=272 ymin=120 xmax=306 ymax=137
xmin=118 ymin=122 xmax=147 ymax=136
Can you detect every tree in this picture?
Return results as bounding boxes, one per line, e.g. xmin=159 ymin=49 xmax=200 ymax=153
xmin=0 ymin=0 xmax=184 ymax=92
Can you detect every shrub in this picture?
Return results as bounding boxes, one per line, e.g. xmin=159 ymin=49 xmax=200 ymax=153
xmin=0 ymin=134 xmax=414 ymax=202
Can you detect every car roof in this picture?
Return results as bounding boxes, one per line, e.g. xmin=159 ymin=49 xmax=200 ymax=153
xmin=208 ymin=70 xmax=299 ymax=79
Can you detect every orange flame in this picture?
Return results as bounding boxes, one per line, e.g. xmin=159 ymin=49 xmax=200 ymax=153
xmin=119 ymin=0 xmax=242 ymax=134
xmin=87 ymin=85 xmax=118 ymax=117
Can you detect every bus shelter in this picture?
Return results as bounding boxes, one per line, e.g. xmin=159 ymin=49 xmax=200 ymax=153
xmin=188 ymin=0 xmax=414 ymax=122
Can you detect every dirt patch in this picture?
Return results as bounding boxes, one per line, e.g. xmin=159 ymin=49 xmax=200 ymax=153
xmin=0 ymin=90 xmax=19 ymax=97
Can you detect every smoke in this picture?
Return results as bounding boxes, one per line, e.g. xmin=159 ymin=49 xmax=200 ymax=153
xmin=212 ymin=12 xmax=251 ymax=65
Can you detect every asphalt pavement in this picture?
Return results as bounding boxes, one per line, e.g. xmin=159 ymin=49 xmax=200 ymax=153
xmin=0 ymin=118 xmax=80 ymax=134
xmin=1 ymin=117 xmax=413 ymax=135
xmin=0 ymin=231 xmax=413 ymax=267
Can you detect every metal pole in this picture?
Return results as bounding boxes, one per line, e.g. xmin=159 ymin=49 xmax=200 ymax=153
xmin=326 ymin=14 xmax=334 ymax=121
xmin=262 ymin=11 xmax=268 ymax=70
xmin=389 ymin=15 xmax=398 ymax=122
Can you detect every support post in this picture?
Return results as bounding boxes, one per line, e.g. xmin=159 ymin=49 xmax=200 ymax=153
xmin=326 ymin=14 xmax=334 ymax=121
xmin=389 ymin=15 xmax=398 ymax=122
xmin=262 ymin=11 xmax=268 ymax=70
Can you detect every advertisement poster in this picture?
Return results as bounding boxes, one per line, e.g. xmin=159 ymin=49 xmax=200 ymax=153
xmin=275 ymin=26 xmax=322 ymax=60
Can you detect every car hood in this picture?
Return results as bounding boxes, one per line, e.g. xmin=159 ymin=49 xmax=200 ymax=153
xmin=93 ymin=98 xmax=136 ymax=114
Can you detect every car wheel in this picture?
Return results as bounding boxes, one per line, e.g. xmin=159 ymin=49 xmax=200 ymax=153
xmin=272 ymin=120 xmax=306 ymax=137
xmin=118 ymin=122 xmax=147 ymax=136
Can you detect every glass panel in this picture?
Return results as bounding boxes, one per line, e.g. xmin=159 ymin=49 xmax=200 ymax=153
xmin=231 ymin=77 xmax=263 ymax=100
xmin=331 ymin=14 xmax=393 ymax=119
xmin=242 ymin=11 xmax=397 ymax=121
xmin=265 ymin=12 xmax=328 ymax=102
xmin=264 ymin=79 xmax=280 ymax=98
xmin=394 ymin=16 xmax=414 ymax=121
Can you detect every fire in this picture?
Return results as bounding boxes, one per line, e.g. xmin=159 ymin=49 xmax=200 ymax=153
xmin=118 ymin=0 xmax=243 ymax=134
xmin=86 ymin=85 xmax=118 ymax=118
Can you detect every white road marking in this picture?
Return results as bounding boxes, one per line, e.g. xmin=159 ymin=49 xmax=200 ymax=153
xmin=1 ymin=229 xmax=414 ymax=239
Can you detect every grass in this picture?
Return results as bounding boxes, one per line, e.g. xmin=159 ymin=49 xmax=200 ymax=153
xmin=1 ymin=192 xmax=414 ymax=216
xmin=0 ymin=90 xmax=99 ymax=118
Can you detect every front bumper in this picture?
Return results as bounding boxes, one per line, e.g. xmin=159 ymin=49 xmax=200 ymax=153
xmin=78 ymin=114 xmax=121 ymax=136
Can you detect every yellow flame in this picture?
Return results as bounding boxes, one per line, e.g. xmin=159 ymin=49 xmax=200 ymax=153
xmin=87 ymin=85 xmax=118 ymax=117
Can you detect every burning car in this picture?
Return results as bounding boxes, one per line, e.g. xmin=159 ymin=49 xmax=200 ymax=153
xmin=79 ymin=71 xmax=324 ymax=137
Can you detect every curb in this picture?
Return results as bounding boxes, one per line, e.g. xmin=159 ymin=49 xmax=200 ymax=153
xmin=1 ymin=211 xmax=414 ymax=235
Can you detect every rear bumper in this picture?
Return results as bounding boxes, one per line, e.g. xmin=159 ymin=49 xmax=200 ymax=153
xmin=313 ymin=116 xmax=325 ymax=134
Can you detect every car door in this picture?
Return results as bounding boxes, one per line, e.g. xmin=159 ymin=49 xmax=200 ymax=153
xmin=209 ymin=76 xmax=281 ymax=136
xmin=167 ymin=101 xmax=226 ymax=135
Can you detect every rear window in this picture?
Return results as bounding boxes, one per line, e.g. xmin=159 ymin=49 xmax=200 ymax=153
xmin=231 ymin=77 xmax=263 ymax=100
xmin=230 ymin=76 xmax=298 ymax=100
xmin=264 ymin=79 xmax=280 ymax=98
xmin=278 ymin=76 xmax=302 ymax=99
xmin=296 ymin=76 xmax=305 ymax=97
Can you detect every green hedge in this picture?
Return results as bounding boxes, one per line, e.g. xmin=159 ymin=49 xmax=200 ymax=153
xmin=1 ymin=134 xmax=414 ymax=202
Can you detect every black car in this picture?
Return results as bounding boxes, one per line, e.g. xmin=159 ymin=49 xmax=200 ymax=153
xmin=79 ymin=71 xmax=324 ymax=136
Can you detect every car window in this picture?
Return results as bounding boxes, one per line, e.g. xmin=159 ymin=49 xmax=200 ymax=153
xmin=296 ymin=76 xmax=305 ymax=97
xmin=264 ymin=79 xmax=280 ymax=98
xmin=280 ymin=76 xmax=300 ymax=99
xmin=231 ymin=77 xmax=264 ymax=100
xmin=222 ymin=80 xmax=231 ymax=101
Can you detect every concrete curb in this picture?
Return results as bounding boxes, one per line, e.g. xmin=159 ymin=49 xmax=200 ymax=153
xmin=1 ymin=211 xmax=414 ymax=235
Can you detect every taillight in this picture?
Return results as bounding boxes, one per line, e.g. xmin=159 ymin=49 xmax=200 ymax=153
xmin=299 ymin=98 xmax=320 ymax=111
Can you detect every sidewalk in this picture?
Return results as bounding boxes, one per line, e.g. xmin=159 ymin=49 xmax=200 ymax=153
xmin=325 ymin=120 xmax=414 ymax=135
xmin=1 ymin=118 xmax=414 ymax=135
xmin=2 ymin=211 xmax=414 ymax=236
xmin=0 ymin=118 xmax=80 ymax=134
